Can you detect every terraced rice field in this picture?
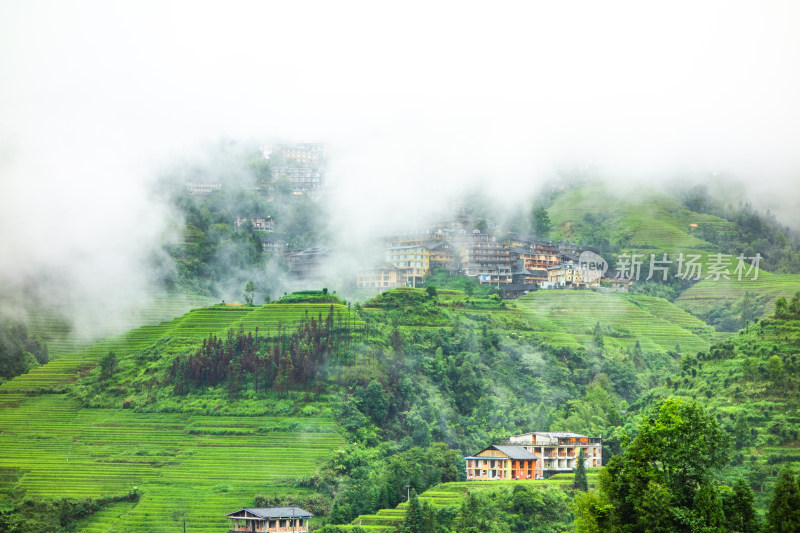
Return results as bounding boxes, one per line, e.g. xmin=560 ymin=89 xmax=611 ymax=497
xmin=676 ymin=271 xmax=800 ymax=317
xmin=341 ymin=473 xmax=598 ymax=531
xmin=0 ymin=303 xmax=362 ymax=397
xmin=516 ymin=290 xmax=712 ymax=354
xmin=24 ymin=292 xmax=217 ymax=360
xmin=0 ymin=394 xmax=342 ymax=532
xmin=0 ymin=303 xmax=360 ymax=531
xmin=546 ymin=184 xmax=731 ymax=252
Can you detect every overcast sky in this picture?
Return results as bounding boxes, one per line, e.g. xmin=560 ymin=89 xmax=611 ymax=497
xmin=1 ymin=0 xmax=799 ymax=331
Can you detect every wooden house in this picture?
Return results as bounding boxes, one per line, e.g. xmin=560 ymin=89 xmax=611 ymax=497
xmin=464 ymin=445 xmax=538 ymax=480
xmin=226 ymin=507 xmax=312 ymax=532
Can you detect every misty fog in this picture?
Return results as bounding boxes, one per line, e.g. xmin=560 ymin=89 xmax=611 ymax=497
xmin=1 ymin=1 xmax=799 ymax=338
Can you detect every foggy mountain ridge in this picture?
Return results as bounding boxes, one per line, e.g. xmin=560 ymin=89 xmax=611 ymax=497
xmin=1 ymin=1 xmax=799 ymax=341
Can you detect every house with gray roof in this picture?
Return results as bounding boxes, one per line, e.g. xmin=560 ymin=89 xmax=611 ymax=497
xmin=226 ymin=506 xmax=312 ymax=532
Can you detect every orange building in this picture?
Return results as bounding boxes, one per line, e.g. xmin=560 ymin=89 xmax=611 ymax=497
xmin=464 ymin=445 xmax=539 ymax=480
xmin=466 ymin=432 xmax=602 ymax=480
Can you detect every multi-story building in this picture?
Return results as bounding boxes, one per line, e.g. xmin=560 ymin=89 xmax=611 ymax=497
xmin=545 ymin=262 xmax=583 ymax=288
xmin=385 ymin=245 xmax=430 ymax=287
xmin=263 ymin=143 xmax=329 ymax=164
xmin=458 ymin=232 xmax=512 ymax=284
xmin=186 ymin=182 xmax=222 ymax=195
xmin=426 ymin=241 xmax=457 ymax=272
xmin=271 ymin=167 xmax=323 ymax=195
xmin=285 ymin=247 xmax=329 ymax=278
xmin=235 ymin=215 xmax=274 ymax=232
xmin=509 ymin=432 xmax=603 ymax=476
xmin=519 ymin=243 xmax=560 ymax=270
xmin=511 ymin=268 xmax=548 ymax=285
xmin=465 ymin=432 xmax=602 ymax=480
xmin=464 ymin=445 xmax=538 ymax=480
xmin=357 ymin=266 xmax=405 ymax=290
xmin=260 ymin=236 xmax=285 ymax=256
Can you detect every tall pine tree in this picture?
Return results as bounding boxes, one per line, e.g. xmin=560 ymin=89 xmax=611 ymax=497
xmin=727 ymin=478 xmax=759 ymax=533
xmin=574 ymin=447 xmax=589 ymax=491
xmin=403 ymin=489 xmax=424 ymax=533
xmin=766 ymin=465 xmax=800 ymax=533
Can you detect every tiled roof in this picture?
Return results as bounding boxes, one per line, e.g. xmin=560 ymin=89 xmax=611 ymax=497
xmin=227 ymin=507 xmax=313 ymax=519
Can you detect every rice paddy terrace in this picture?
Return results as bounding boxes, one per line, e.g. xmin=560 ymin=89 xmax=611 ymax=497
xmin=675 ymin=271 xmax=800 ymax=318
xmin=339 ymin=471 xmax=600 ymax=531
xmin=0 ymin=303 xmax=361 ymax=532
xmin=515 ymin=290 xmax=718 ymax=354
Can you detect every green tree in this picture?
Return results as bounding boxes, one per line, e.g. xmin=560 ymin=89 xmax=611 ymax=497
xmin=767 ymin=355 xmax=784 ymax=385
xmin=766 ymin=465 xmax=800 ymax=533
xmin=99 ymin=351 xmax=117 ymax=381
xmin=403 ymin=489 xmax=424 ymax=533
xmin=725 ymin=478 xmax=759 ymax=533
xmin=574 ymin=448 xmax=588 ymax=491
xmin=593 ymin=322 xmax=604 ymax=348
xmin=694 ymin=482 xmax=724 ymax=531
xmin=426 ymin=285 xmax=438 ymax=298
xmin=243 ymin=280 xmax=255 ymax=306
xmin=533 ymin=206 xmax=552 ymax=237
xmin=576 ymin=397 xmax=730 ymax=531
xmin=733 ymin=412 xmax=750 ymax=450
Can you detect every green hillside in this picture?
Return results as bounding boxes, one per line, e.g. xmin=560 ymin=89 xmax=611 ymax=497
xmin=638 ymin=300 xmax=800 ymax=506
xmin=0 ymin=303 xmax=363 ymax=532
xmin=675 ymin=271 xmax=800 ymax=319
xmin=515 ymin=290 xmax=717 ymax=353
xmin=547 ymin=184 xmax=730 ymax=253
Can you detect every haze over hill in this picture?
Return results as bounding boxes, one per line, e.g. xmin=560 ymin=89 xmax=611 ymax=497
xmin=1 ymin=1 xmax=800 ymax=338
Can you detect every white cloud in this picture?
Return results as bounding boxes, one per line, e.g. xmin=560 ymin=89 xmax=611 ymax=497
xmin=1 ymin=0 xmax=799 ymax=331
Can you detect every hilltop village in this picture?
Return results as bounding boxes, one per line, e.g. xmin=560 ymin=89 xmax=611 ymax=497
xmin=186 ymin=142 xmax=632 ymax=299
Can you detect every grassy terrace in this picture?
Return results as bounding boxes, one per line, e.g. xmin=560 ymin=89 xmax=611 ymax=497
xmin=0 ymin=303 xmax=362 ymax=398
xmin=0 ymin=303 xmax=360 ymax=531
xmin=340 ymin=472 xmax=599 ymax=531
xmin=515 ymin=290 xmax=714 ymax=354
xmin=676 ymin=271 xmax=800 ymax=317
xmin=0 ymin=394 xmax=342 ymax=532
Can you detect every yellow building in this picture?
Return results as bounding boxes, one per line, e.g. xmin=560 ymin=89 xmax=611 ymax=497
xmin=356 ymin=266 xmax=405 ymax=290
xmin=385 ymin=245 xmax=430 ymax=286
xmin=546 ymin=262 xmax=583 ymax=288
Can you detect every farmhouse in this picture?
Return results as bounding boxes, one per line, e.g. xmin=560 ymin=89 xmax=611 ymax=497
xmin=226 ymin=506 xmax=312 ymax=532
xmin=466 ymin=432 xmax=602 ymax=480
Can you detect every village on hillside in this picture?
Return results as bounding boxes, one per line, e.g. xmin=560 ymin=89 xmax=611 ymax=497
xmin=185 ymin=142 xmax=633 ymax=299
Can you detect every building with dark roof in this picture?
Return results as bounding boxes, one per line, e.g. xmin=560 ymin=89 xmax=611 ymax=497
xmin=226 ymin=506 xmax=312 ymax=532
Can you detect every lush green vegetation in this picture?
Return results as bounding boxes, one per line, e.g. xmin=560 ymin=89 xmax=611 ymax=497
xmin=0 ymin=304 xmax=362 ymax=532
xmin=0 ymin=320 xmax=47 ymax=384
xmin=3 ymin=175 xmax=800 ymax=531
